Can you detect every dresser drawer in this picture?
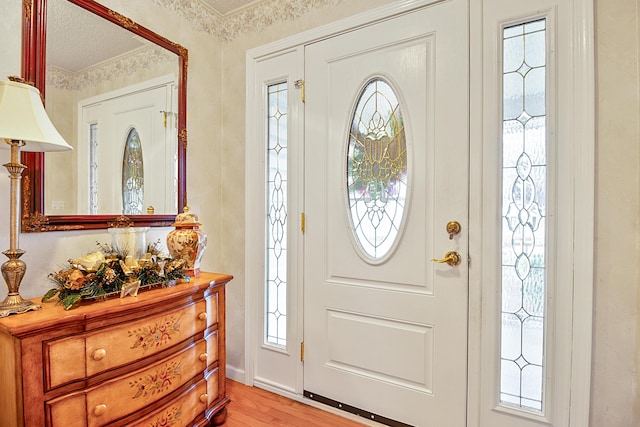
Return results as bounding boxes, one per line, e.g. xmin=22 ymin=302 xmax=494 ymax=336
xmin=131 ymin=367 xmax=219 ymax=427
xmin=46 ymin=340 xmax=209 ymax=427
xmin=0 ymin=272 xmax=231 ymax=427
xmin=133 ymin=380 xmax=208 ymax=427
xmin=45 ymin=296 xmax=218 ymax=390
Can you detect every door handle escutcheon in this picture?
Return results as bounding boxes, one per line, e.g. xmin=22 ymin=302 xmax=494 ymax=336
xmin=431 ymin=251 xmax=462 ymax=267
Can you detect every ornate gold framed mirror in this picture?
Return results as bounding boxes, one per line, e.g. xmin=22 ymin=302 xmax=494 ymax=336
xmin=21 ymin=0 xmax=188 ymax=231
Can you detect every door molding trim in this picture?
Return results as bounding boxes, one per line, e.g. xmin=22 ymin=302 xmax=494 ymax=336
xmin=566 ymin=1 xmax=595 ymax=424
xmin=246 ymin=0 xmax=448 ymax=60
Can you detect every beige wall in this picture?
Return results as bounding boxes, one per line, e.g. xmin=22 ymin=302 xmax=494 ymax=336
xmin=592 ymin=0 xmax=640 ymax=425
xmin=45 ymin=85 xmax=76 ymax=214
xmin=1 ymin=0 xmax=639 ymax=425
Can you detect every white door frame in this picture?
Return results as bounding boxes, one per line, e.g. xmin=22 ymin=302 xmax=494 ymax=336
xmin=245 ymin=1 xmax=594 ymax=425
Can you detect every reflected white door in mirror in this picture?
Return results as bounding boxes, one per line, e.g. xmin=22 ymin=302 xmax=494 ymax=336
xmin=47 ymin=75 xmax=178 ymax=216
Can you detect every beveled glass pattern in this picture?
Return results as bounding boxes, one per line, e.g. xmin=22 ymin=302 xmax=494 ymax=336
xmin=347 ymin=78 xmax=407 ymax=259
xmin=500 ymin=19 xmax=546 ymax=412
xmin=122 ymin=128 xmax=144 ymax=215
xmin=89 ymin=123 xmax=98 ymax=214
xmin=266 ymin=82 xmax=287 ymax=346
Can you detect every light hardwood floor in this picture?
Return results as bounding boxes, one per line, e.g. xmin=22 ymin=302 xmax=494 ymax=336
xmin=223 ymin=379 xmax=366 ymax=426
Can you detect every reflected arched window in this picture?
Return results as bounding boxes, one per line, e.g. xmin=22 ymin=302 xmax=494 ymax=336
xmin=122 ymin=128 xmax=144 ymax=214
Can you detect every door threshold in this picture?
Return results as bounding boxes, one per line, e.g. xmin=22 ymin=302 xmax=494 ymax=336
xmin=304 ymin=390 xmax=414 ymax=427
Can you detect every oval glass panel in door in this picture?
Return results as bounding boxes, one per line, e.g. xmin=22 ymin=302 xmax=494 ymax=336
xmin=347 ymin=78 xmax=408 ymax=260
xmin=122 ymin=128 xmax=144 ymax=215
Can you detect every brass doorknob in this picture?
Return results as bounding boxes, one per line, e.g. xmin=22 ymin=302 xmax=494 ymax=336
xmin=431 ymin=251 xmax=462 ymax=267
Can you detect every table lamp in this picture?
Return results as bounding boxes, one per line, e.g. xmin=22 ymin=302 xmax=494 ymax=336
xmin=0 ymin=77 xmax=72 ymax=317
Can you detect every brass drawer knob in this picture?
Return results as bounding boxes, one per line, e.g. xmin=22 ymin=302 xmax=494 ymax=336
xmin=199 ymin=353 xmax=208 ymax=362
xmin=199 ymin=394 xmax=208 ymax=404
xmin=94 ymin=404 xmax=107 ymax=417
xmin=198 ymin=312 xmax=207 ymax=321
xmin=92 ymin=348 xmax=107 ymax=361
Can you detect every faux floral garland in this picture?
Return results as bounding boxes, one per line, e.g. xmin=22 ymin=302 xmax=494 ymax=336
xmin=43 ymin=241 xmax=188 ymax=310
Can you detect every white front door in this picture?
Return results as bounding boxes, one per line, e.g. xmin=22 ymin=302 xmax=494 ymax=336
xmin=303 ymin=1 xmax=469 ymax=426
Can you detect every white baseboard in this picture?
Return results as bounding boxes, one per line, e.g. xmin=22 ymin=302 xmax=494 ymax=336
xmin=226 ymin=365 xmax=245 ymax=383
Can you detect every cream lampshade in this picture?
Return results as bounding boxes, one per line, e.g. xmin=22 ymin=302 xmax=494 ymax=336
xmin=0 ymin=77 xmax=72 ymax=317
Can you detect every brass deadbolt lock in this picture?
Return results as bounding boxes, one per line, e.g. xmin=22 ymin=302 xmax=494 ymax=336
xmin=446 ymin=221 xmax=461 ymax=239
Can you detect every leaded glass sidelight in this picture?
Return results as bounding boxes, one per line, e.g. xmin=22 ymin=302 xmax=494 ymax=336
xmin=266 ymin=82 xmax=288 ymax=347
xmin=347 ymin=78 xmax=408 ymax=260
xmin=122 ymin=128 xmax=144 ymax=215
xmin=500 ymin=19 xmax=547 ymax=412
xmin=89 ymin=123 xmax=99 ymax=214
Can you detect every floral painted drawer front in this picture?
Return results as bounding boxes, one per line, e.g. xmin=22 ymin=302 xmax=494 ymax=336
xmin=45 ymin=340 xmax=209 ymax=427
xmin=45 ymin=298 xmax=215 ymax=389
xmin=133 ymin=380 xmax=208 ymax=427
xmin=85 ymin=299 xmax=212 ymax=377
xmin=128 ymin=313 xmax=187 ymax=354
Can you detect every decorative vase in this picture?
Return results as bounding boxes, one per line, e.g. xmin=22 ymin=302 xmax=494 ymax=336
xmin=166 ymin=209 xmax=207 ymax=276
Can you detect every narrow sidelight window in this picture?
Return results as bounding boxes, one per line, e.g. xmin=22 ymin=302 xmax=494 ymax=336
xmin=266 ymin=82 xmax=288 ymax=347
xmin=89 ymin=123 xmax=98 ymax=214
xmin=500 ymin=18 xmax=547 ymax=412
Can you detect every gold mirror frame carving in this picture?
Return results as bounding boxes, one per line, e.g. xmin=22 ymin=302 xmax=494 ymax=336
xmin=21 ymin=0 xmax=188 ymax=232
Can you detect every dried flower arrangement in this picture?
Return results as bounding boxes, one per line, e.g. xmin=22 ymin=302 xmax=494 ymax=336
xmin=42 ymin=240 xmax=188 ymax=310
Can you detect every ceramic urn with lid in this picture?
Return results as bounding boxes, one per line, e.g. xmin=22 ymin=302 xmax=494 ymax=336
xmin=166 ymin=208 xmax=207 ymax=276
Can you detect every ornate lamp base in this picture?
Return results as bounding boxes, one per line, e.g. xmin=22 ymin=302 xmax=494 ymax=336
xmin=0 ymin=250 xmax=41 ymax=318
xmin=0 ymin=295 xmax=41 ymax=317
xmin=1 ymin=142 xmax=41 ymax=318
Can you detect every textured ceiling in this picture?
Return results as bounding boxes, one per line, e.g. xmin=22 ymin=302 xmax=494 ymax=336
xmin=47 ymin=0 xmax=259 ymax=73
xmin=47 ymin=0 xmax=148 ymax=72
xmin=201 ymin=0 xmax=258 ymax=15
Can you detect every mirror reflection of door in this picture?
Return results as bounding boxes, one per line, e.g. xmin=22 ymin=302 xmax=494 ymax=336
xmin=122 ymin=128 xmax=144 ymax=215
xmin=43 ymin=0 xmax=181 ymax=217
xmin=76 ymin=76 xmax=176 ymax=215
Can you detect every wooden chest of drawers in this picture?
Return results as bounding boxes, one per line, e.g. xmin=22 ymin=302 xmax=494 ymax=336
xmin=0 ymin=272 xmax=232 ymax=427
